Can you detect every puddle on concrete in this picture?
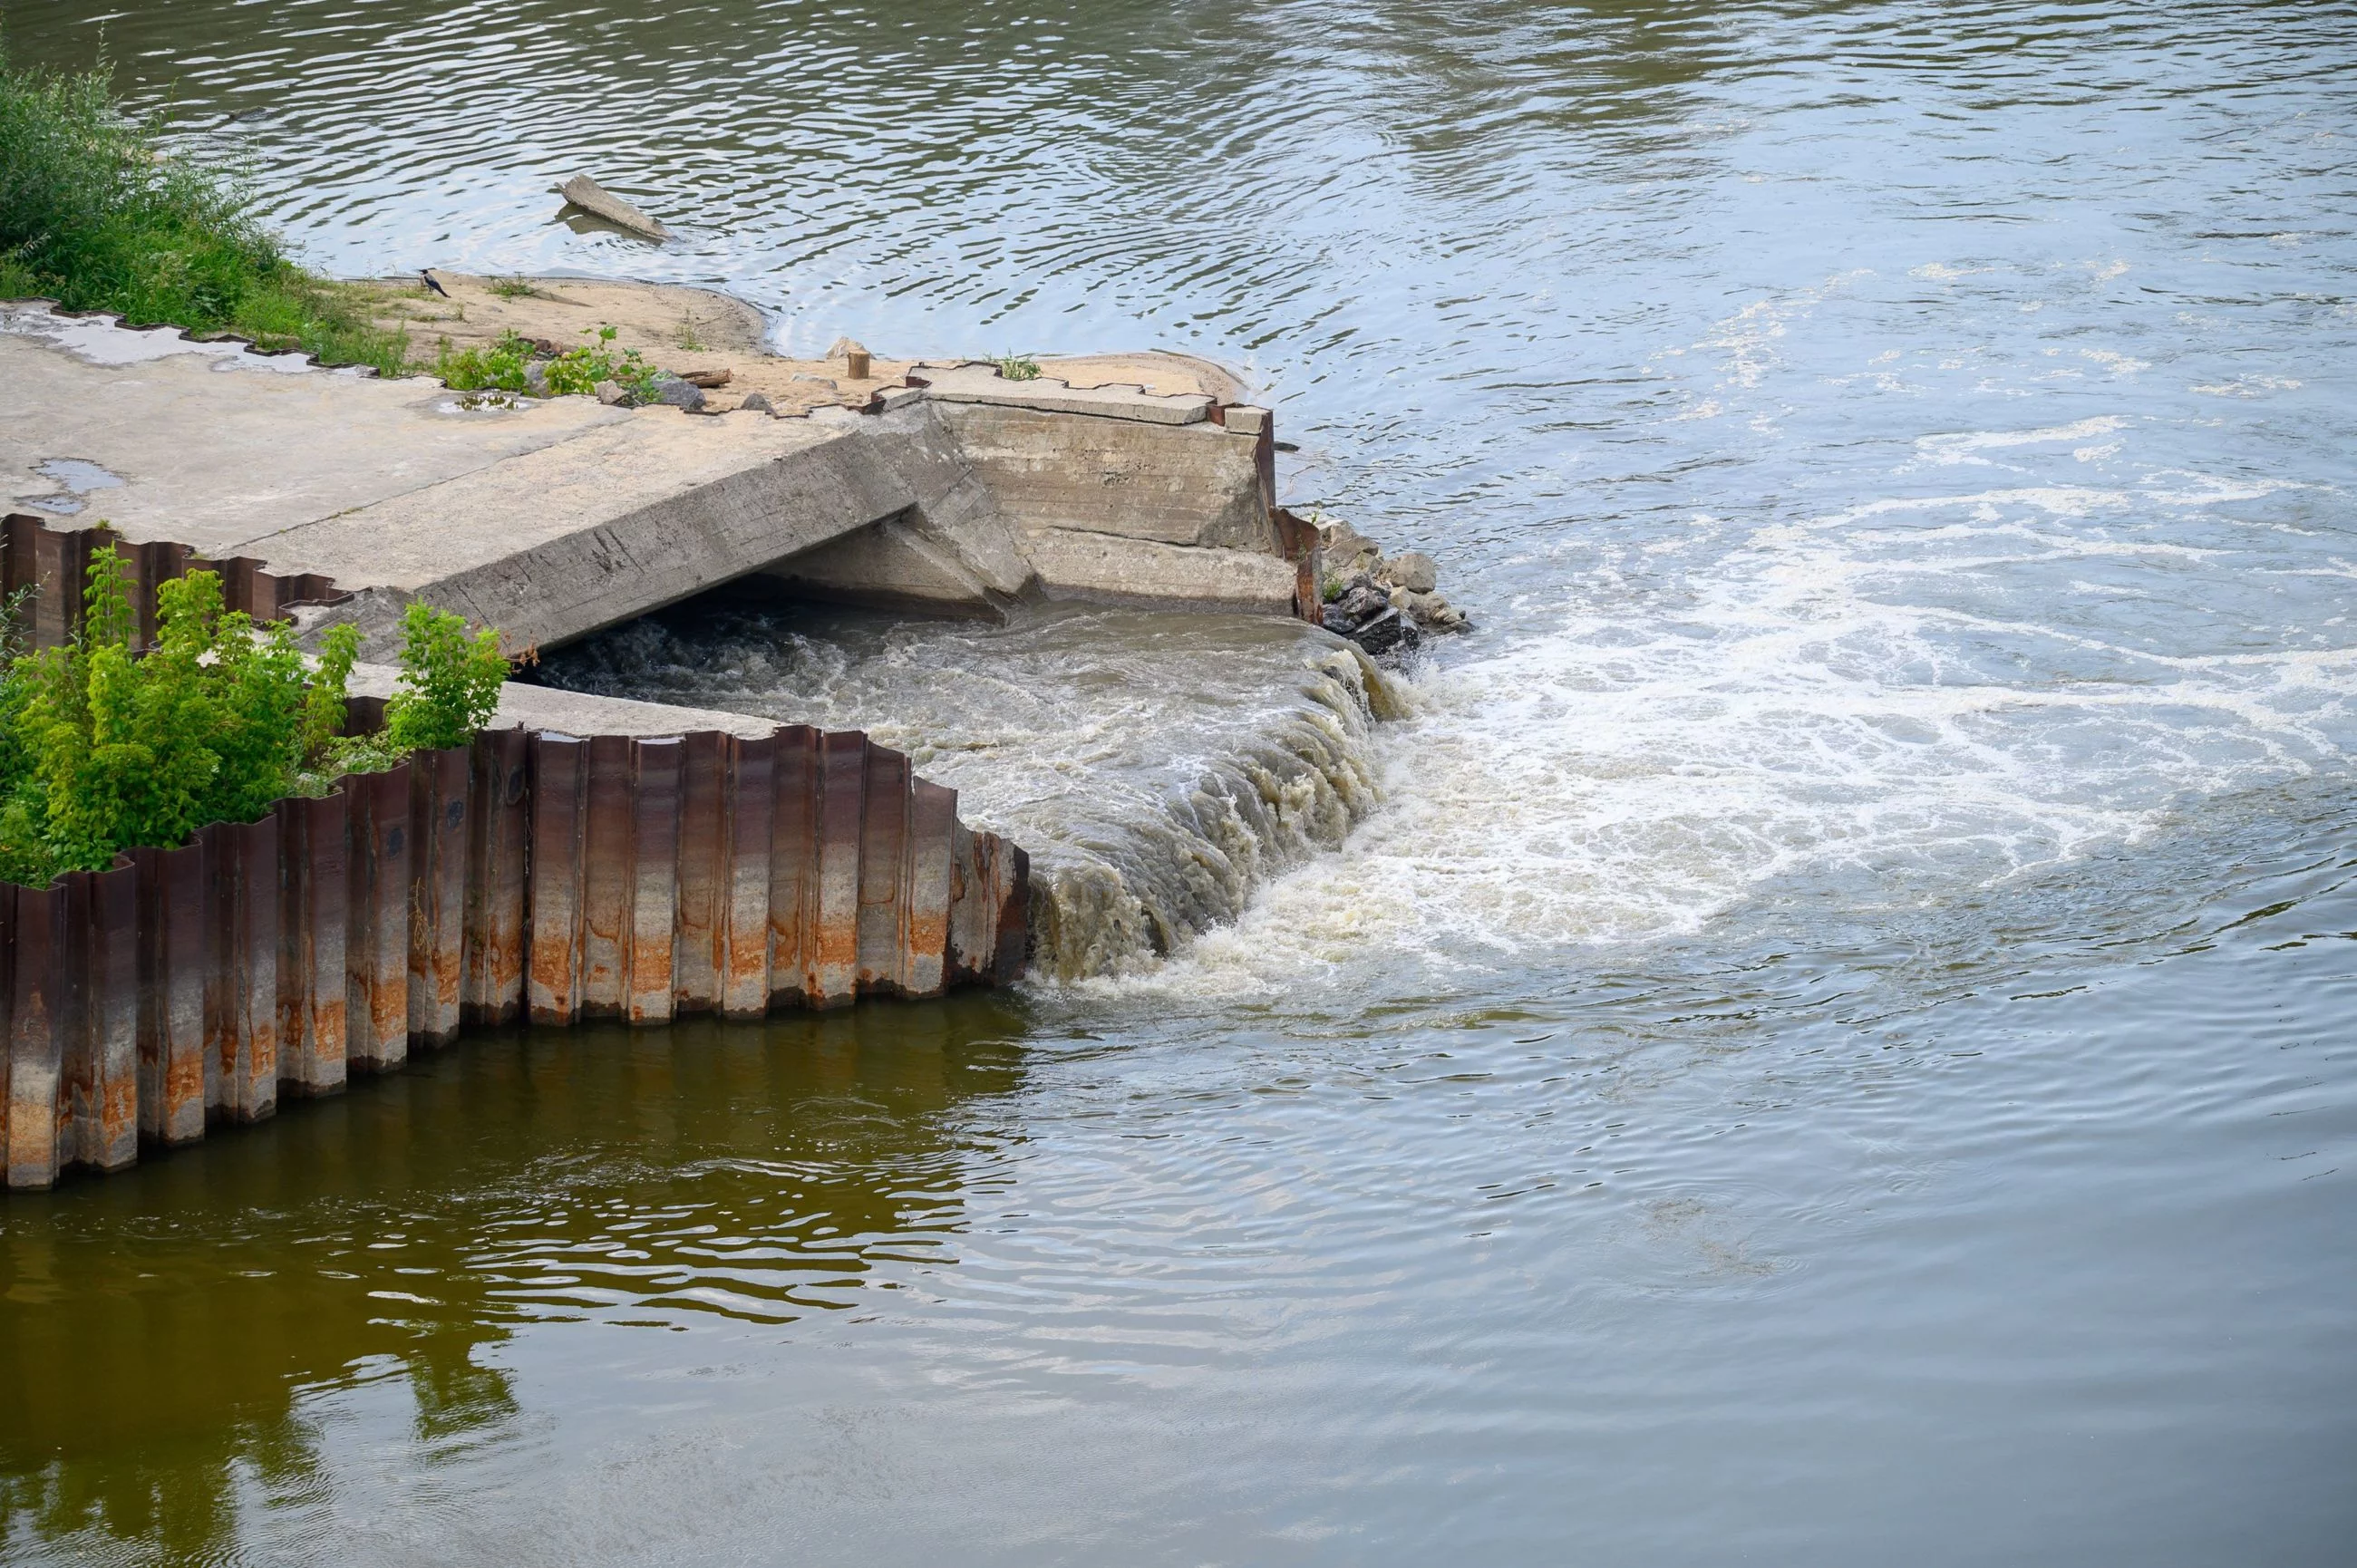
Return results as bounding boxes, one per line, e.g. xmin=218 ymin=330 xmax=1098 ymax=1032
xmin=10 ymin=457 xmax=128 ymax=516
xmin=0 ymin=301 xmax=319 ymax=373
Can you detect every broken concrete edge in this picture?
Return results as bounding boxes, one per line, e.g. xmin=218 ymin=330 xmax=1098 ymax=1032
xmin=907 ymin=360 xmax=1233 ymax=427
xmin=8 ymin=299 xmax=1312 ymax=642
xmin=346 ymin=662 xmax=780 ymax=739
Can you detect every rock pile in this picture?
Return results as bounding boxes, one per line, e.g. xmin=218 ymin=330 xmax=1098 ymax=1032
xmin=1316 ymin=517 xmax=1470 ymax=653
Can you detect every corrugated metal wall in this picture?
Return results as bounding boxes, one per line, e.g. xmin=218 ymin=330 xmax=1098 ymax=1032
xmin=1 ymin=723 xmax=1029 ymax=1191
xmin=0 ymin=516 xmax=1029 ymax=1192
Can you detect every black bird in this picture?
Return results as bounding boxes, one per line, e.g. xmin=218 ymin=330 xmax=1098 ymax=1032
xmin=420 ymin=268 xmax=450 ymax=298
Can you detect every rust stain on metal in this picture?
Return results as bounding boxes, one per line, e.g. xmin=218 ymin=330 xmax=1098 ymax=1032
xmin=813 ymin=731 xmax=867 ymax=1007
xmin=407 ymin=746 xmax=469 ymax=1047
xmin=856 ymin=742 xmax=910 ymax=994
xmin=527 ymin=733 xmax=588 ymax=1025
xmin=276 ymin=792 xmax=349 ymax=1098
xmin=906 ymin=780 xmax=955 ymax=998
xmin=721 ymin=732 xmax=774 ymax=1021
xmin=461 ymin=729 xmax=529 ymax=1025
xmin=579 ymin=733 xmax=632 ymax=1015
xmin=768 ymin=725 xmax=820 ymax=1010
xmin=627 ymin=738 xmax=683 ymax=1025
xmin=345 ymin=764 xmax=412 ymax=1070
xmin=672 ymin=731 xmax=726 ymax=1013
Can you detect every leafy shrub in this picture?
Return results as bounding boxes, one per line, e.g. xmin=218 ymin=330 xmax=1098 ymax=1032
xmin=434 ymin=324 xmax=666 ymax=402
xmin=432 ymin=330 xmax=535 ymax=392
xmin=0 ymin=40 xmax=409 ymax=374
xmin=0 ymin=545 xmax=327 ymax=881
xmin=0 ymin=547 xmax=510 ymax=886
xmin=377 ymin=601 xmax=508 ymax=754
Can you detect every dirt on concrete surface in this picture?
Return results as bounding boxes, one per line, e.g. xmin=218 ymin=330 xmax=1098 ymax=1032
xmin=353 ymin=272 xmax=907 ymax=416
xmin=354 ymin=273 xmax=1251 ymax=415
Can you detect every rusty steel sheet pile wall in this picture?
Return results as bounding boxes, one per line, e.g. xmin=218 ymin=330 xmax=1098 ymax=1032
xmin=0 ymin=510 xmax=1028 ymax=1191
xmin=3 ymin=512 xmax=348 ymax=649
xmin=1 ymin=733 xmax=1027 ymax=1194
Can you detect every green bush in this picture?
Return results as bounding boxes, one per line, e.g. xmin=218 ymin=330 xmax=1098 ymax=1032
xmin=376 ymin=600 xmax=508 ymax=755
xmin=0 ymin=547 xmax=510 ymax=886
xmin=0 ymin=39 xmax=408 ymax=374
xmin=434 ymin=324 xmax=666 ymax=403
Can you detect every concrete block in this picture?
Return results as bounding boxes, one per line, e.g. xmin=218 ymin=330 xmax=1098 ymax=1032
xmin=1022 ymin=527 xmax=1299 ymax=615
xmin=914 ymin=363 xmax=1213 ymax=424
xmin=938 ymin=402 xmax=1275 ymax=553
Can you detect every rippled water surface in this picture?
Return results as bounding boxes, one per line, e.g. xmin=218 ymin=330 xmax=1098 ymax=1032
xmin=3 ymin=1 xmax=2354 ymax=1563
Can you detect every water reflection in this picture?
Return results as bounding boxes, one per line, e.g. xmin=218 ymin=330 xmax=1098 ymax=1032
xmin=0 ymin=998 xmax=1025 ymax=1560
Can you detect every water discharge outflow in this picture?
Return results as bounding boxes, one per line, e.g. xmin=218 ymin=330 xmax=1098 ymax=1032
xmin=537 ymin=602 xmax=1401 ymax=981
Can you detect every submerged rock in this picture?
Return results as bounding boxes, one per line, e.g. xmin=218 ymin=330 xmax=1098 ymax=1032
xmin=557 ymin=174 xmax=673 ymax=241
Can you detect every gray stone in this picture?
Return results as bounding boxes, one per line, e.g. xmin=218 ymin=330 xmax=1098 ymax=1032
xmin=594 ymin=380 xmax=628 ymax=406
xmin=523 ymin=361 xmax=550 ymax=397
xmin=737 ymin=391 xmax=776 ymax=414
xmin=1384 ymin=550 xmax=1438 ymax=595
xmin=650 ymin=376 xmax=707 ymax=412
xmin=1320 ymin=519 xmax=1382 ymax=572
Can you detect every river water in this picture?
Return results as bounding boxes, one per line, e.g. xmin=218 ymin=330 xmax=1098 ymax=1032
xmin=4 ymin=2 xmax=2354 ymax=1563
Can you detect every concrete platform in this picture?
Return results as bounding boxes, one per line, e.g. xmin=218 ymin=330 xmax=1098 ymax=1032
xmin=3 ymin=299 xmax=1308 ymax=650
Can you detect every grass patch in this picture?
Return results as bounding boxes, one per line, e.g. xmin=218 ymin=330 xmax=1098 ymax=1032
xmin=993 ymin=351 xmax=1042 ymax=382
xmin=0 ymin=38 xmax=409 ymax=374
xmin=489 ymin=276 xmax=544 ymax=300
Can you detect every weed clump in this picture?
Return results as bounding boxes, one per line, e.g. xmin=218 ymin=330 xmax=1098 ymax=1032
xmin=993 ymin=351 xmax=1042 ymax=382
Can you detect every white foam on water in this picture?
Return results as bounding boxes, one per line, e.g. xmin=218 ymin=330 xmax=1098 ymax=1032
xmin=1119 ymin=478 xmax=2357 ymax=1003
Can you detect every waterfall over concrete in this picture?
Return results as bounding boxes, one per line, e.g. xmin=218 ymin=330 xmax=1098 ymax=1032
xmin=533 ymin=601 xmax=1398 ymax=980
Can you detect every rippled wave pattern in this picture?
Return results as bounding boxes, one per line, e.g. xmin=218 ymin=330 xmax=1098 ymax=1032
xmin=2 ymin=2 xmax=2352 ymax=1564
